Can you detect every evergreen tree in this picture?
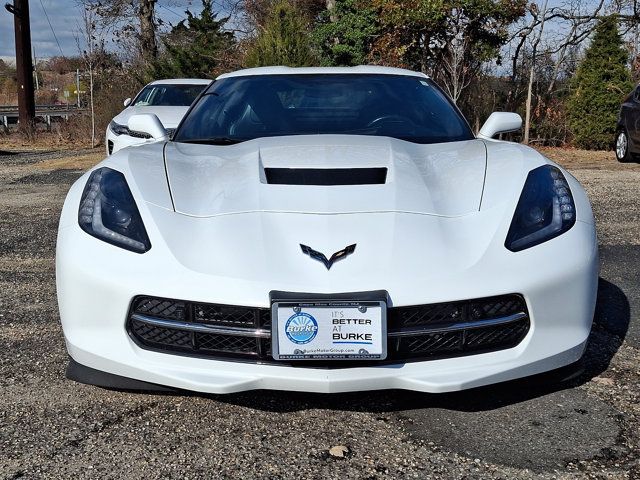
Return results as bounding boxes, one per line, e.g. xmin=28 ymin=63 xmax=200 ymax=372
xmin=568 ymin=15 xmax=634 ymax=150
xmin=245 ymin=1 xmax=317 ymax=67
xmin=150 ymin=0 xmax=235 ymax=79
xmin=312 ymin=0 xmax=378 ymax=66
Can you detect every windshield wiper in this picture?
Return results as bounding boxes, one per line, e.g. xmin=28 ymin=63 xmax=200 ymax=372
xmin=179 ymin=137 xmax=245 ymax=145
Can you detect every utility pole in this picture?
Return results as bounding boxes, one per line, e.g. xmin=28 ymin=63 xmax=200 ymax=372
xmin=76 ymin=69 xmax=80 ymax=108
xmin=5 ymin=0 xmax=36 ymax=130
xmin=33 ymin=47 xmax=38 ymax=91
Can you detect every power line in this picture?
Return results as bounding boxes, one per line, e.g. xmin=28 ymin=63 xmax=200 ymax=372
xmin=37 ymin=0 xmax=64 ymax=56
xmin=159 ymin=4 xmax=186 ymax=20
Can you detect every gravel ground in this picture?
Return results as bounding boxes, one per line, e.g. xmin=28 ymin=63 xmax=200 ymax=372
xmin=0 ymin=146 xmax=638 ymax=479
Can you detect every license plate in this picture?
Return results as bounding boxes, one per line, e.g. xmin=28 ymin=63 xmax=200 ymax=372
xmin=271 ymin=301 xmax=387 ymax=360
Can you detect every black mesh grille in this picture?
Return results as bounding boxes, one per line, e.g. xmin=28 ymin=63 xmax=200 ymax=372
xmin=469 ymin=296 xmax=525 ymax=320
xmin=390 ymin=303 xmax=464 ymax=328
xmin=399 ymin=331 xmax=463 ymax=355
xmin=133 ymin=297 xmax=187 ymax=321
xmin=131 ymin=320 xmax=192 ymax=347
xmin=464 ymin=321 xmax=530 ymax=349
xmin=198 ymin=333 xmax=258 ymax=354
xmin=127 ymin=294 xmax=529 ymax=366
xmin=194 ymin=304 xmax=257 ymax=327
xmin=389 ymin=295 xmax=525 ymax=328
xmin=259 ymin=309 xmax=271 ymax=328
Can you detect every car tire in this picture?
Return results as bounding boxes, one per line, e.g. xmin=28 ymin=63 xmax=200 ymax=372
xmin=615 ymin=129 xmax=632 ymax=162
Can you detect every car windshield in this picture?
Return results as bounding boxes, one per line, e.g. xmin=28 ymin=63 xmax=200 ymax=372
xmin=174 ymin=74 xmax=474 ymax=145
xmin=132 ymin=84 xmax=207 ymax=107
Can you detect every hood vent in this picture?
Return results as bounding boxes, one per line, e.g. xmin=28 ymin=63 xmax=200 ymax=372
xmin=264 ymin=167 xmax=388 ymax=186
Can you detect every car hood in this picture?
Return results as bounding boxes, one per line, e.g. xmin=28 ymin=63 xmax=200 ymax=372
xmin=82 ymin=138 xmax=564 ymax=293
xmin=112 ymin=106 xmax=190 ymax=129
xmin=164 ymin=135 xmax=487 ymax=217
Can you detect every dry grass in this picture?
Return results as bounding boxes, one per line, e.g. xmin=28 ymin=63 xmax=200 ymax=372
xmin=535 ymin=146 xmax=640 ymax=170
xmin=0 ymin=131 xmax=94 ymax=153
xmin=34 ymin=151 xmax=104 ymax=171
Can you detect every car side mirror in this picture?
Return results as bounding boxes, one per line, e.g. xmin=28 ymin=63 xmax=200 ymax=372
xmin=123 ymin=97 xmax=132 ymax=107
xmin=127 ymin=114 xmax=168 ymax=141
xmin=477 ymin=112 xmax=522 ymax=139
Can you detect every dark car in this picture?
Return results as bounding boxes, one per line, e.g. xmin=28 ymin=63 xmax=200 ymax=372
xmin=615 ymin=85 xmax=640 ymax=162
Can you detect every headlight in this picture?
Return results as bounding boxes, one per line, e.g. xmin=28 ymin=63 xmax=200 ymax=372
xmin=505 ymin=165 xmax=576 ymax=252
xmin=78 ymin=168 xmax=151 ymax=253
xmin=109 ymin=121 xmax=129 ymax=136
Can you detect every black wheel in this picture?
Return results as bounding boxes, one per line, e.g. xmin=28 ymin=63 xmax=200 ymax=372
xmin=615 ymin=129 xmax=632 ymax=162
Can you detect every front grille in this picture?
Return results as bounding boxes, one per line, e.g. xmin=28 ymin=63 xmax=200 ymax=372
xmin=128 ymin=130 xmax=152 ymax=139
xmin=127 ymin=294 xmax=530 ymax=366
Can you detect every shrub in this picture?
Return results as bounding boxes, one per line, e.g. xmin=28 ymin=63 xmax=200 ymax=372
xmin=245 ymin=1 xmax=316 ymax=67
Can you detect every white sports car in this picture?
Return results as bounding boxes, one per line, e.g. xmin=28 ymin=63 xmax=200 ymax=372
xmin=57 ymin=66 xmax=598 ymax=394
xmin=105 ymin=78 xmax=210 ymax=155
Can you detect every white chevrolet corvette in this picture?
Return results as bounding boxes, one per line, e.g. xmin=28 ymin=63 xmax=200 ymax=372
xmin=57 ymin=66 xmax=598 ymax=394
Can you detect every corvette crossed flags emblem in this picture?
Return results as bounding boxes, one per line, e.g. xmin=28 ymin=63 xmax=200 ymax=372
xmin=300 ymin=244 xmax=356 ymax=270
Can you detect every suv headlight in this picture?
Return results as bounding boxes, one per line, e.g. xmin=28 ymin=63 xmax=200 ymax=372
xmin=78 ymin=168 xmax=151 ymax=253
xmin=109 ymin=121 xmax=129 ymax=136
xmin=505 ymin=165 xmax=576 ymax=252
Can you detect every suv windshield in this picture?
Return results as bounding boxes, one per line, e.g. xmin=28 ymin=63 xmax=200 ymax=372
xmin=132 ymin=84 xmax=207 ymax=107
xmin=174 ymin=74 xmax=473 ymax=145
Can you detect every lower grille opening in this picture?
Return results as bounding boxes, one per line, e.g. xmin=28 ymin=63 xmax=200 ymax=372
xmin=127 ymin=294 xmax=530 ymax=367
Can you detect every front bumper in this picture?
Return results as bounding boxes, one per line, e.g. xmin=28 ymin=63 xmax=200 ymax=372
xmin=56 ymin=215 xmax=598 ymax=394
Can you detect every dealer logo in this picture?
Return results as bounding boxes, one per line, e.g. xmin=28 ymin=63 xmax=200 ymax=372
xmin=285 ymin=312 xmax=318 ymax=344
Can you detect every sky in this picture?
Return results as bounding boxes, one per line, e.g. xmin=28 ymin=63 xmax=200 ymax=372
xmin=0 ymin=0 xmax=613 ymax=63
xmin=0 ymin=0 xmax=202 ymax=60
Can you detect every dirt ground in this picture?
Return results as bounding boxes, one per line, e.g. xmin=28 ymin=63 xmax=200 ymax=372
xmin=0 ymin=144 xmax=638 ymax=479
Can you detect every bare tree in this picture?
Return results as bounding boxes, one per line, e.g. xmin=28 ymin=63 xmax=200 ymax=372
xmin=544 ymin=0 xmax=606 ymax=94
xmin=81 ymin=0 xmax=159 ymax=64
xmin=76 ymin=5 xmax=104 ymax=147
xmin=139 ymin=0 xmax=158 ymax=61
xmin=439 ymin=9 xmax=474 ymax=104
xmin=524 ymin=0 xmax=549 ymax=144
xmin=610 ymin=0 xmax=640 ymax=76
xmin=508 ymin=0 xmax=611 ymax=144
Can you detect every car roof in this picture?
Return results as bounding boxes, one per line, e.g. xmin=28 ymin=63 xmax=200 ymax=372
xmin=216 ymin=66 xmax=429 ymax=80
xmin=147 ymin=78 xmax=212 ymax=85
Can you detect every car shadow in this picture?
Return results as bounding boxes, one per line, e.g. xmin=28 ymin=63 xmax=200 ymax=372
xmin=197 ymin=277 xmax=630 ymax=414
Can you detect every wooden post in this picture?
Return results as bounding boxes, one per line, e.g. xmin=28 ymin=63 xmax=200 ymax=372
xmin=5 ymin=0 xmax=36 ymax=131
